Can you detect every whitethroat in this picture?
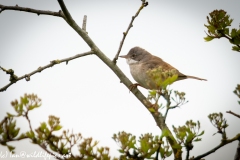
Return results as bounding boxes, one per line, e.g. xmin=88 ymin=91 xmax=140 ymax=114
xmin=119 ymin=47 xmax=207 ymax=90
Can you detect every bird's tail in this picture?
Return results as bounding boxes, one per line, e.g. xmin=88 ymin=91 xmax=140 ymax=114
xmin=186 ymin=75 xmax=207 ymax=81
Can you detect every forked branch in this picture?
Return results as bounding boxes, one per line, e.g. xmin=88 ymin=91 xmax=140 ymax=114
xmin=193 ymin=133 xmax=240 ymax=160
xmin=0 ymin=51 xmax=94 ymax=92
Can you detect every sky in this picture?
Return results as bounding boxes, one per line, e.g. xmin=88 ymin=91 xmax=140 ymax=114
xmin=0 ymin=0 xmax=240 ymax=160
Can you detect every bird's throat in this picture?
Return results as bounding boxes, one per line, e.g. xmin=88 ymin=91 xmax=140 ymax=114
xmin=126 ymin=58 xmax=138 ymax=65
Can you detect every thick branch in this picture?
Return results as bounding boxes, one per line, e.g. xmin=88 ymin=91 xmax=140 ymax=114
xmin=193 ymin=133 xmax=240 ymax=160
xmin=226 ymin=110 xmax=240 ymax=119
xmin=112 ymin=0 xmax=148 ymax=63
xmin=0 ymin=4 xmax=63 ymax=17
xmin=57 ymin=0 xmax=181 ymax=157
xmin=0 ymin=51 xmax=94 ymax=92
xmin=0 ymin=1 xmax=180 ymax=157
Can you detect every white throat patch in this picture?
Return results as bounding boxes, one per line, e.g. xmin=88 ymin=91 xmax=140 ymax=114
xmin=126 ymin=58 xmax=138 ymax=65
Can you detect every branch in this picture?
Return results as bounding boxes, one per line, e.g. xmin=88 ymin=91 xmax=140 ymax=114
xmin=163 ymin=91 xmax=171 ymax=122
xmin=193 ymin=133 xmax=240 ymax=160
xmin=186 ymin=149 xmax=190 ymax=160
xmin=57 ymin=1 xmax=181 ymax=156
xmin=0 ymin=4 xmax=63 ymax=17
xmin=112 ymin=0 xmax=148 ymax=63
xmin=226 ymin=110 xmax=240 ymax=119
xmin=0 ymin=51 xmax=94 ymax=92
xmin=0 ymin=1 xmax=180 ymax=157
xmin=82 ymin=15 xmax=87 ymax=32
xmin=234 ymin=140 xmax=240 ymax=160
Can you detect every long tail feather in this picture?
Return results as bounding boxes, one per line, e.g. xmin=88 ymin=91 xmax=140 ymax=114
xmin=186 ymin=75 xmax=207 ymax=81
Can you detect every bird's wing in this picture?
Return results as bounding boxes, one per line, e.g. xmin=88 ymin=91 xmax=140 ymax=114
xmin=144 ymin=55 xmax=187 ymax=78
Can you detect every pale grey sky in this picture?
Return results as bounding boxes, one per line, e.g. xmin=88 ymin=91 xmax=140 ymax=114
xmin=0 ymin=0 xmax=240 ymax=160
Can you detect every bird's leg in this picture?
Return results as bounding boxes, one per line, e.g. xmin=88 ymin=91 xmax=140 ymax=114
xmin=129 ymin=83 xmax=144 ymax=92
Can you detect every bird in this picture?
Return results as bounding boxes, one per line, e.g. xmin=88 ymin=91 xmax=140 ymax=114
xmin=119 ymin=46 xmax=207 ymax=90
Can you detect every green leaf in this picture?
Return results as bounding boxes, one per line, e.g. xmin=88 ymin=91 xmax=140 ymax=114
xmin=26 ymin=131 xmax=35 ymax=139
xmin=28 ymin=105 xmax=35 ymax=110
xmin=231 ymin=28 xmax=237 ymax=37
xmin=53 ymin=125 xmax=62 ymax=131
xmin=161 ymin=128 xmax=169 ymax=138
xmin=198 ymin=130 xmax=204 ymax=136
xmin=172 ymin=144 xmax=181 ymax=149
xmin=194 ymin=138 xmax=202 ymax=142
xmin=166 ymin=150 xmax=172 ymax=157
xmin=21 ymin=96 xmax=29 ymax=105
xmin=140 ymin=139 xmax=149 ymax=153
xmin=159 ymin=147 xmax=164 ymax=158
xmin=232 ymin=38 xmax=240 ymax=45
xmin=7 ymin=112 xmax=14 ymax=117
xmin=149 ymin=90 xmax=157 ymax=97
xmin=148 ymin=108 xmax=155 ymax=113
xmin=232 ymin=46 xmax=240 ymax=52
xmin=224 ymin=28 xmax=229 ymax=35
xmin=118 ymin=149 xmax=124 ymax=153
xmin=40 ymin=122 xmax=47 ymax=131
xmin=204 ymin=36 xmax=214 ymax=42
xmin=7 ymin=145 xmax=15 ymax=152
xmin=12 ymin=128 xmax=20 ymax=138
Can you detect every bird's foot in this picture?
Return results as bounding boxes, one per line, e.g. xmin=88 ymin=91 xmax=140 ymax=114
xmin=129 ymin=83 xmax=142 ymax=92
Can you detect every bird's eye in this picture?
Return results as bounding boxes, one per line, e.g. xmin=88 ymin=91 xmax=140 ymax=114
xmin=131 ymin=54 xmax=136 ymax=58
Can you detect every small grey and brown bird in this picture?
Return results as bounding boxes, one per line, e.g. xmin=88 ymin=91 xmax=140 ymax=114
xmin=119 ymin=47 xmax=207 ymax=90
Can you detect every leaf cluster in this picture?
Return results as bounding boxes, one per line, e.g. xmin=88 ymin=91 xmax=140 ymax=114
xmin=112 ymin=131 xmax=172 ymax=160
xmin=172 ymin=120 xmax=204 ymax=151
xmin=1 ymin=94 xmax=118 ymax=160
xmin=204 ymin=9 xmax=240 ymax=52
xmin=233 ymin=84 xmax=240 ymax=105
xmin=146 ymin=66 xmax=178 ymax=90
xmin=208 ymin=112 xmax=228 ymax=139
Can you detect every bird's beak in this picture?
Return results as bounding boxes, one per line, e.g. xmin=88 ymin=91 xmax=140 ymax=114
xmin=119 ymin=55 xmax=128 ymax=59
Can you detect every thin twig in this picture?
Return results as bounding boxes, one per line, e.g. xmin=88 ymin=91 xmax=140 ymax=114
xmin=155 ymin=143 xmax=161 ymax=160
xmin=0 ymin=4 xmax=63 ymax=17
xmin=0 ymin=136 xmax=29 ymax=143
xmin=193 ymin=133 xmax=240 ymax=160
xmin=0 ymin=51 xmax=94 ymax=92
xmin=82 ymin=15 xmax=87 ymax=33
xmin=163 ymin=91 xmax=172 ymax=122
xmin=226 ymin=110 xmax=240 ymax=119
xmin=112 ymin=0 xmax=148 ymax=63
xmin=24 ymin=111 xmax=33 ymax=132
xmin=39 ymin=144 xmax=64 ymax=160
xmin=186 ymin=148 xmax=190 ymax=160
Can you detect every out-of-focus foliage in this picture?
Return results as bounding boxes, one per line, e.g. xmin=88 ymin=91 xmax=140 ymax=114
xmin=113 ymin=131 xmax=172 ymax=160
xmin=204 ymin=9 xmax=240 ymax=52
xmin=0 ymin=94 xmax=118 ymax=160
xmin=172 ymin=120 xmax=204 ymax=151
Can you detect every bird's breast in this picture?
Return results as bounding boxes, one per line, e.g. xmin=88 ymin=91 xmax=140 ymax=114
xmin=129 ymin=63 xmax=158 ymax=89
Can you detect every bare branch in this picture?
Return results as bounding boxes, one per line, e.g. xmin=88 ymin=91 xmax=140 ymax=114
xmin=0 ymin=51 xmax=94 ymax=92
xmin=0 ymin=1 xmax=180 ymax=156
xmin=0 ymin=4 xmax=63 ymax=17
xmin=226 ymin=110 xmax=240 ymax=119
xmin=193 ymin=133 xmax=240 ymax=160
xmin=112 ymin=0 xmax=148 ymax=63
